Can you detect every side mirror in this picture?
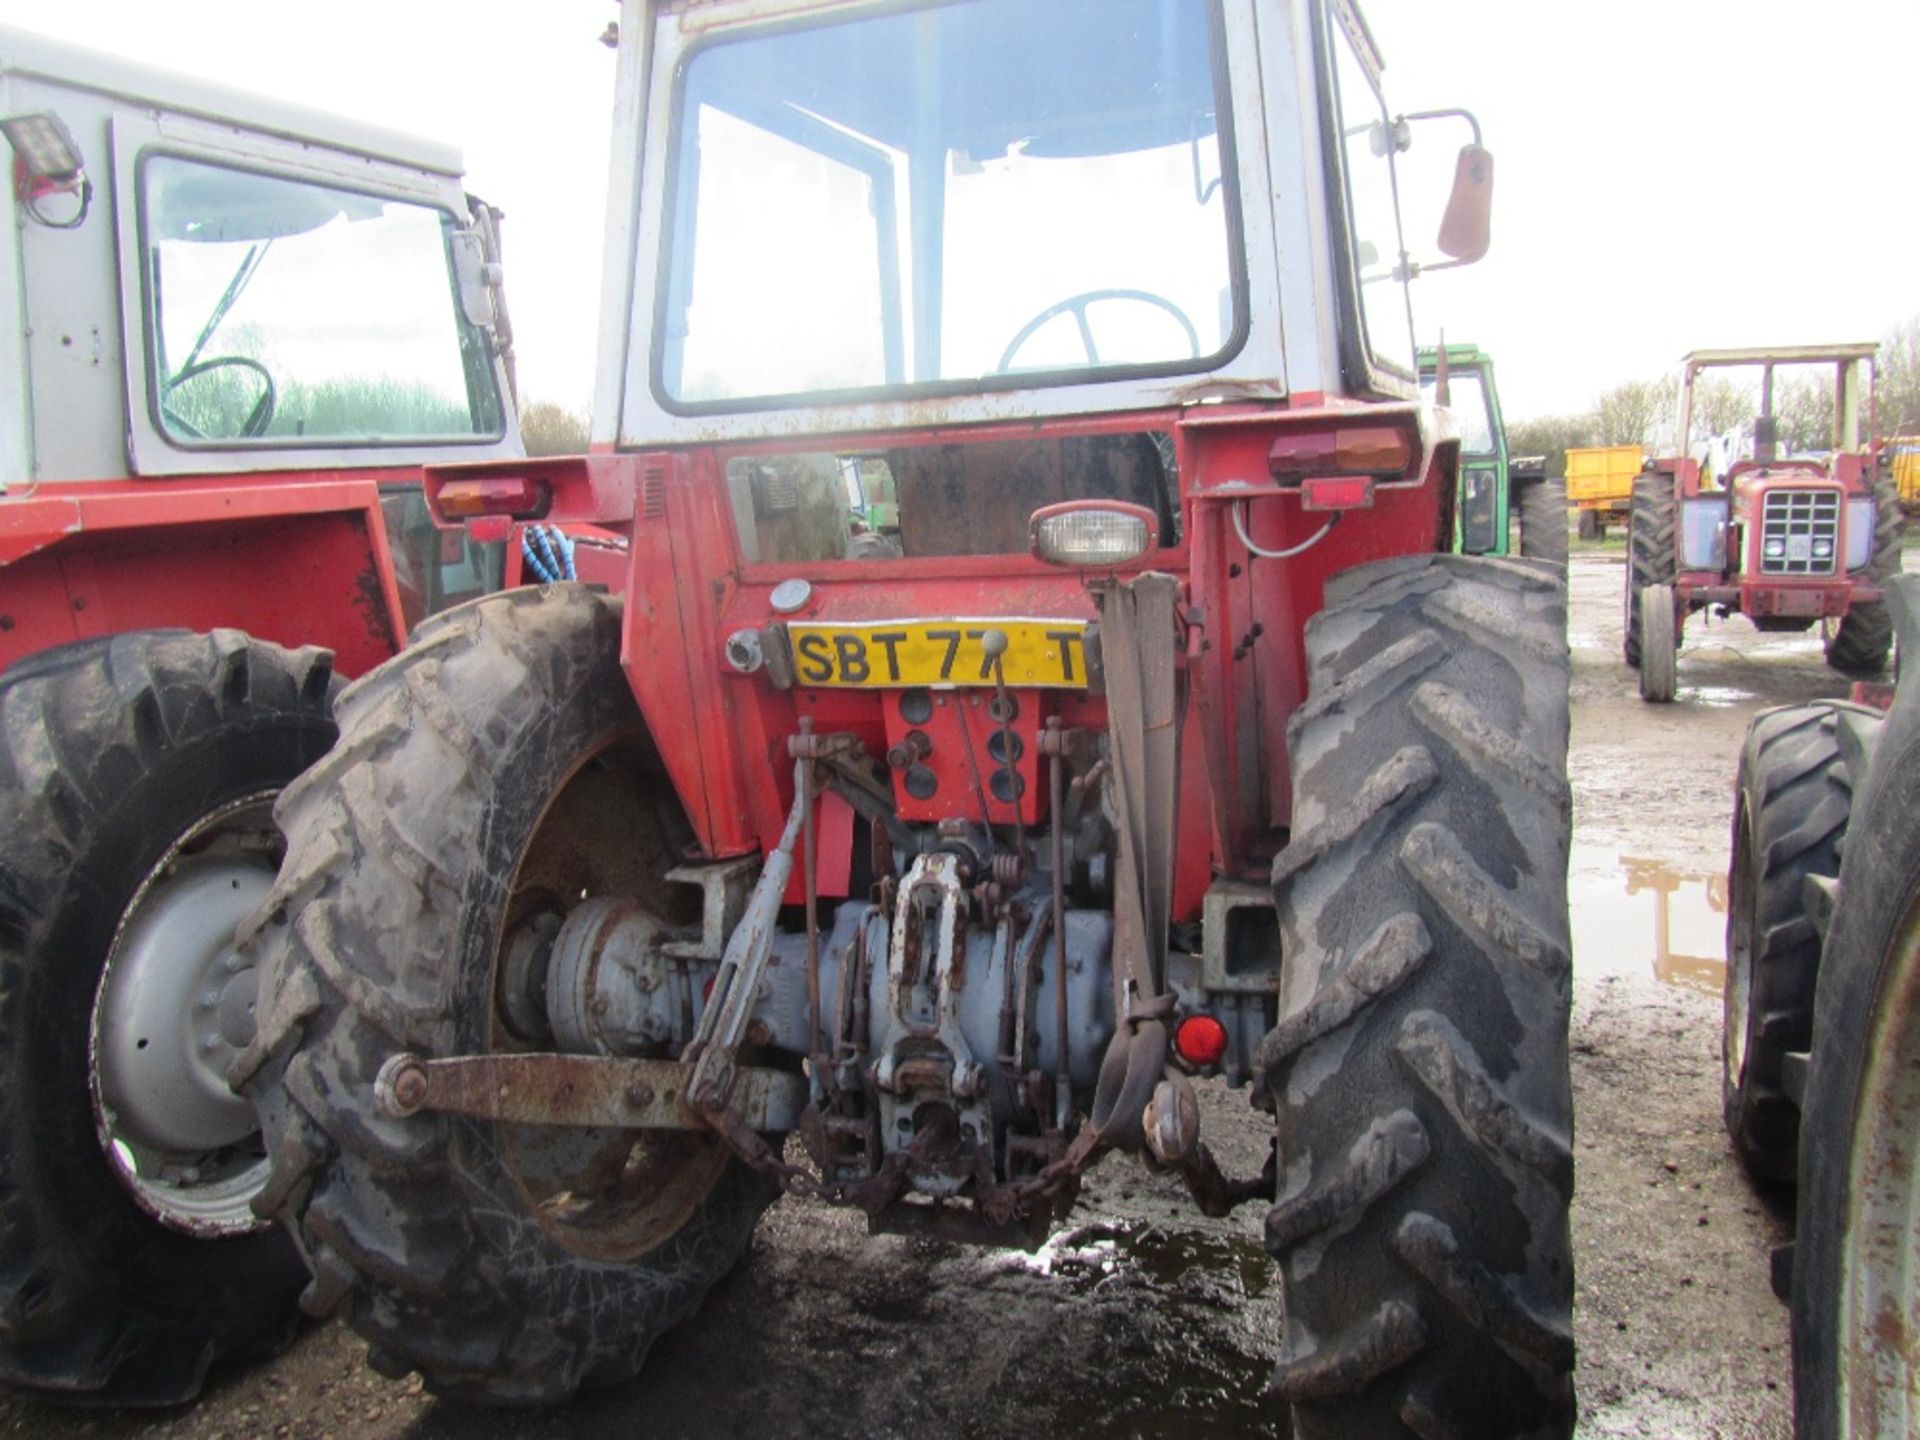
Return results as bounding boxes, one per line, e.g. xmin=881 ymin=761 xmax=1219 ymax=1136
xmin=1435 ymin=144 xmax=1494 ymax=263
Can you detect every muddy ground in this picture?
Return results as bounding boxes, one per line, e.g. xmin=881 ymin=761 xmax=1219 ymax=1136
xmin=6 ymin=550 xmax=1887 ymax=1440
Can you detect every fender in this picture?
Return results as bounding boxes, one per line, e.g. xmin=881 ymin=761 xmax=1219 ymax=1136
xmin=0 ymin=473 xmax=411 ymax=678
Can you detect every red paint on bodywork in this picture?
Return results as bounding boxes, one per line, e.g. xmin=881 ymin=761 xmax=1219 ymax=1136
xmin=0 ymin=473 xmax=411 ymax=677
xmin=571 ymin=404 xmax=1446 ymax=916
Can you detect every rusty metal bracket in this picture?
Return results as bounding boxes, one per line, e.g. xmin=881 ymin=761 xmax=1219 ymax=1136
xmin=373 ymin=1051 xmax=806 ymax=1132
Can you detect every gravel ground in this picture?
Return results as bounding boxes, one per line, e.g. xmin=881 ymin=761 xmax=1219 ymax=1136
xmin=6 ymin=551 xmax=1883 ymax=1440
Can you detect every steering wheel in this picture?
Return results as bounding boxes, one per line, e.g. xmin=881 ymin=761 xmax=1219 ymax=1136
xmin=995 ymin=288 xmax=1201 ymax=373
xmin=164 ymin=356 xmax=278 ymax=439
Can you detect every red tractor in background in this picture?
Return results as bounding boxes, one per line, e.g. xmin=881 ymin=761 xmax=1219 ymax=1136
xmin=238 ymin=2 xmax=1576 ymax=1436
xmin=1624 ymin=344 xmax=1903 ymax=702
xmin=0 ymin=28 xmax=521 ymax=1404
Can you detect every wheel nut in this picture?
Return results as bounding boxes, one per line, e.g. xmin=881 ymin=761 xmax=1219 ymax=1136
xmin=625 ymin=1083 xmax=656 ymax=1109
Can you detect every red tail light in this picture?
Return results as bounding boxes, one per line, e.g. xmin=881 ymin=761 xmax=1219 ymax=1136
xmin=1268 ymin=424 xmax=1416 ymax=484
xmin=1174 ymin=1015 xmax=1230 ymax=1069
xmin=436 ymin=475 xmax=551 ymax=520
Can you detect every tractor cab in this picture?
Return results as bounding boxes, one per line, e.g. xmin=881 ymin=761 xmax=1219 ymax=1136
xmin=0 ymin=25 xmax=522 ymax=657
xmin=1420 ymin=342 xmax=1509 ymax=553
xmin=1419 ymin=341 xmax=1566 ymax=561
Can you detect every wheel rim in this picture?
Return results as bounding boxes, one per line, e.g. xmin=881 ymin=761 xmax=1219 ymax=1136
xmin=1724 ymin=799 xmax=1755 ymax=1086
xmin=89 ymin=793 xmax=280 ymax=1236
xmin=489 ymin=733 xmax=732 ymax=1263
xmin=1837 ymin=891 xmax=1920 ymax=1431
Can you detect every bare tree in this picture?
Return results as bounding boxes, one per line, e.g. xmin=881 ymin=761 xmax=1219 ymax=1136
xmin=1596 ymin=378 xmax=1673 ymax=450
xmin=1692 ymin=374 xmax=1755 ymax=440
xmin=1774 ymin=374 xmax=1834 ymax=453
xmin=1879 ymin=316 xmax=1920 ymax=436
xmin=520 ymin=401 xmax=590 ymax=457
xmin=1507 ymin=412 xmax=1601 ymax=472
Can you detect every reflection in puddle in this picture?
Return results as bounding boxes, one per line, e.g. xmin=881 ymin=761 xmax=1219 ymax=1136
xmin=993 ymin=1219 xmax=1272 ymax=1299
xmin=1678 ymin=685 xmax=1754 ymax=708
xmin=1570 ymin=846 xmax=1727 ymax=994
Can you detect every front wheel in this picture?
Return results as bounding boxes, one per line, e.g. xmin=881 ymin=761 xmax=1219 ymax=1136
xmin=1792 ymin=575 xmax=1920 ymax=1438
xmin=0 ymin=631 xmax=336 ymax=1404
xmin=1260 ymin=555 xmax=1575 ymax=1438
xmin=1624 ymin=473 xmax=1677 ymax=668
xmin=234 ymin=586 xmax=775 ymax=1404
xmin=1722 ymin=703 xmax=1875 ymax=1184
xmin=1515 ymin=477 xmax=1569 ymax=569
xmin=1638 ymin=583 xmax=1678 ymax=703
xmin=1823 ymin=471 xmax=1904 ymax=676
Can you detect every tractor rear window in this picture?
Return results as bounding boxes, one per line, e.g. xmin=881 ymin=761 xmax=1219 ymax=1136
xmin=657 ymin=0 xmax=1238 ymax=409
xmin=1419 ymin=369 xmax=1496 ymax=455
xmin=726 ymin=432 xmax=1179 ymax=564
xmin=138 ymin=156 xmax=504 ymax=447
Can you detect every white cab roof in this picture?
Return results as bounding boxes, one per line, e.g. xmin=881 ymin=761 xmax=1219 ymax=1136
xmin=0 ymin=22 xmax=466 ymax=177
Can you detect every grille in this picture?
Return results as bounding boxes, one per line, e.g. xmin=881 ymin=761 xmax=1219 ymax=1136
xmin=1759 ymin=489 xmax=1839 ymax=575
xmin=641 ymin=463 xmax=669 ymax=521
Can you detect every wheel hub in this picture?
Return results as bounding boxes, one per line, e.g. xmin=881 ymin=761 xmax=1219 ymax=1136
xmin=90 ymin=785 xmax=282 ymax=1240
xmin=95 ymin=855 xmax=270 ymax=1155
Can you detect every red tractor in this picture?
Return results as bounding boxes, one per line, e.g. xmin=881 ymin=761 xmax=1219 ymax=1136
xmin=0 ymin=27 xmax=521 ymax=1404
xmin=238 ymin=3 xmax=1576 ymax=1435
xmin=1624 ymin=344 xmax=1903 ymax=702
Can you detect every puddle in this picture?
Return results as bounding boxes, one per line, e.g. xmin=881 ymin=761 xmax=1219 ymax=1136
xmin=1676 ymin=684 xmax=1754 ymax=707
xmin=1569 ymin=845 xmax=1727 ymax=994
xmin=983 ymin=1220 xmax=1283 ymax=1436
xmin=996 ymin=1219 xmax=1272 ymax=1299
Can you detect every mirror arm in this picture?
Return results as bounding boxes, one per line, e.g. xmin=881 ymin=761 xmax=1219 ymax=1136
xmin=1397 ymin=106 xmax=1482 ymax=147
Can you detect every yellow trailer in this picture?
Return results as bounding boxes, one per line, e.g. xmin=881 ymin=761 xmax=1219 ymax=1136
xmin=1565 ymin=443 xmax=1644 ymax=539
xmin=1886 ymin=436 xmax=1920 ymax=513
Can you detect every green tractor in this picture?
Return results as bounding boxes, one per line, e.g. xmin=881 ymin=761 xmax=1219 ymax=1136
xmin=1419 ymin=343 xmax=1566 ymax=564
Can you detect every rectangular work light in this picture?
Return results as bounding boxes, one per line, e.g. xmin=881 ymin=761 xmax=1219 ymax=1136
xmin=1 ymin=111 xmax=84 ymax=188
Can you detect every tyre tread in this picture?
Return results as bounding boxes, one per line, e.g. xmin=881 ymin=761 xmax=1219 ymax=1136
xmin=1263 ymin=555 xmax=1574 ymax=1438
xmin=0 ymin=630 xmax=335 ymax=1403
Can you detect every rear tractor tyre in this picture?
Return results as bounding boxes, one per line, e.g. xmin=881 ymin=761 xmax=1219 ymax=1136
xmin=1637 ymin=584 xmax=1679 ymax=703
xmin=1624 ymin=473 xmax=1678 ymax=668
xmin=233 ymin=584 xmax=777 ymax=1404
xmin=1261 ymin=554 xmax=1575 ymax=1438
xmin=1516 ymin=477 xmax=1569 ymax=569
xmin=1823 ymin=471 xmax=1904 ymax=676
xmin=1722 ymin=702 xmax=1878 ymax=1185
xmin=0 ymin=630 xmax=336 ymax=1404
xmin=1791 ymin=575 xmax=1920 ymax=1438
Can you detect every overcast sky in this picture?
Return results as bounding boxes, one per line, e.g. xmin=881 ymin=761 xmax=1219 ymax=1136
xmin=4 ymin=0 xmax=1915 ymax=422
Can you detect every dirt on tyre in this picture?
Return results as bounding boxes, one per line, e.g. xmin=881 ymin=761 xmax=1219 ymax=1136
xmin=1791 ymin=574 xmax=1920 ymax=1438
xmin=1515 ymin=476 xmax=1569 ymax=569
xmin=1722 ymin=702 xmax=1879 ymax=1185
xmin=0 ymin=630 xmax=336 ymax=1404
xmin=1623 ymin=471 xmax=1677 ymax=669
xmin=1259 ymin=554 xmax=1575 ymax=1438
xmin=232 ymin=584 xmax=778 ymax=1404
xmin=1822 ymin=469 xmax=1904 ymax=676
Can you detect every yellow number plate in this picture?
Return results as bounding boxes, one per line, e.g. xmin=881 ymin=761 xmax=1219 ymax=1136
xmin=786 ymin=619 xmax=1090 ymax=689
